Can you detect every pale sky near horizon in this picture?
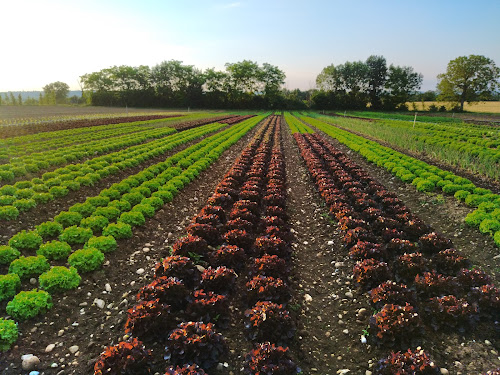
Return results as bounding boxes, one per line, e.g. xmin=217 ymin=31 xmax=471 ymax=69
xmin=1 ymin=0 xmax=499 ymax=93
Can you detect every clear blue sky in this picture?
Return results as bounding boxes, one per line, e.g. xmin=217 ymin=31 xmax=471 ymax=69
xmin=1 ymin=0 xmax=499 ymax=92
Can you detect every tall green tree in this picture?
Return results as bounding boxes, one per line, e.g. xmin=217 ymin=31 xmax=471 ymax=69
xmin=366 ymin=55 xmax=387 ymax=109
xmin=384 ymin=65 xmax=423 ymax=109
xmin=43 ymin=81 xmax=70 ymax=104
xmin=17 ymin=93 xmax=22 ymax=105
xmin=437 ymin=55 xmax=500 ymax=111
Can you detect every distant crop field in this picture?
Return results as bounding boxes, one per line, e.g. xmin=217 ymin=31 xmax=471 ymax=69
xmin=409 ymin=101 xmax=500 ymax=113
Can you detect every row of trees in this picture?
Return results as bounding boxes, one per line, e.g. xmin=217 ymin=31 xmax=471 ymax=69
xmin=313 ymin=55 xmax=423 ymax=110
xmin=0 ymin=82 xmax=84 ymax=106
xmin=80 ymin=60 xmax=287 ymax=109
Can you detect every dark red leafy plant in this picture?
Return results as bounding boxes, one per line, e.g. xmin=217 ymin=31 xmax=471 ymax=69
xmin=369 ymin=303 xmax=423 ymax=346
xmin=469 ymin=284 xmax=500 ymax=315
xmin=349 ymin=241 xmax=387 ymax=261
xmin=165 ymin=322 xmax=228 ymax=369
xmin=229 ymin=207 xmax=257 ymax=223
xmin=386 ymin=238 xmax=418 ymax=254
xmin=353 ymin=259 xmax=391 ymax=290
xmin=136 ymin=277 xmax=189 ymax=310
xmin=186 ymin=224 xmax=220 ymax=246
xmin=254 ymin=236 xmax=290 ymax=258
xmin=208 ymin=245 xmax=247 ymax=271
xmin=419 ymin=232 xmax=453 ymax=254
xmin=424 ymin=295 xmax=478 ymax=331
xmin=200 ymin=205 xmax=226 ymax=223
xmin=94 ymin=338 xmax=152 ymax=375
xmin=414 ymin=271 xmax=458 ymax=297
xmin=373 ymin=347 xmax=440 ymax=375
xmin=207 ymin=193 xmax=233 ymax=208
xmin=233 ymin=200 xmax=259 ymax=214
xmin=432 ymin=249 xmax=470 ymax=275
xmin=172 ymin=236 xmax=209 ymax=257
xmin=124 ymin=299 xmax=177 ymax=339
xmin=457 ymin=268 xmax=492 ymax=288
xmin=226 ymin=218 xmax=254 ymax=233
xmin=243 ymin=342 xmax=300 ymax=375
xmin=369 ymin=282 xmax=417 ymax=310
xmin=395 ymin=253 xmax=428 ymax=281
xmin=223 ymin=229 xmax=253 ymax=249
xmin=200 ymin=266 xmax=237 ymax=294
xmin=265 ymin=206 xmax=288 ymax=220
xmin=239 ymin=190 xmax=261 ymax=203
xmin=250 ymin=255 xmax=289 ymax=279
xmin=244 ymin=301 xmax=295 ymax=343
xmin=192 ymin=214 xmax=221 ymax=227
xmin=187 ymin=289 xmax=229 ymax=325
xmin=343 ymin=227 xmax=376 ymax=248
xmin=154 ymin=256 xmax=200 ymax=288
xmin=246 ymin=275 xmax=290 ymax=304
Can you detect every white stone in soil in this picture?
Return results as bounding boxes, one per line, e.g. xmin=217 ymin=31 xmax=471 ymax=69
xmin=105 ymin=283 xmax=112 ymax=292
xmin=69 ymin=345 xmax=79 ymax=354
xmin=29 ymin=278 xmax=37 ymax=285
xmin=345 ymin=291 xmax=354 ymax=299
xmin=45 ymin=344 xmax=55 ymax=353
xmin=327 ymin=240 xmax=334 ymax=245
xmin=22 ymin=355 xmax=40 ymax=370
xmin=94 ymin=298 xmax=105 ymax=309
xmin=304 ymin=294 xmax=313 ymax=302
xmin=440 ymin=369 xmax=449 ymax=375
xmin=136 ymin=268 xmax=145 ymax=275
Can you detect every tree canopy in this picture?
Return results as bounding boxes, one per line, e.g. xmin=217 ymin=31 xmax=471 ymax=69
xmin=43 ymin=81 xmax=70 ymax=104
xmin=315 ymin=55 xmax=422 ymax=110
xmin=80 ymin=60 xmax=286 ymax=109
xmin=437 ymin=55 xmax=500 ymax=111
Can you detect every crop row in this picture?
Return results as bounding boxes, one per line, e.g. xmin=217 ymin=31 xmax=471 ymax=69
xmin=0 ymin=123 xmax=229 ymax=219
xmin=93 ymin=115 xmax=301 ymax=374
xmin=0 ymin=114 xmax=267 ymax=351
xmin=293 ymin=132 xmax=499 ymax=373
xmin=310 ymin=112 xmax=500 ymax=181
xmin=0 ymin=114 xmax=237 ymax=182
xmin=284 ymin=112 xmax=314 ymax=134
xmin=0 ymin=122 xmax=165 ymax=159
xmin=0 ymin=114 xmax=184 ymax=138
xmin=295 ymin=114 xmax=500 ymax=248
xmin=0 ymin=126 xmax=179 ymax=184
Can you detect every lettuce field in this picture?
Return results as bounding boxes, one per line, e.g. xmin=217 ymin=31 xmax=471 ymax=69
xmin=0 ymin=110 xmax=498 ymax=374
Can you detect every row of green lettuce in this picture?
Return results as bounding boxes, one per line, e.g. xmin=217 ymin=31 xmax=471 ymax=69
xmin=0 ymin=126 xmax=179 ymax=184
xmin=340 ymin=111 xmax=500 ymax=146
xmin=297 ymin=114 xmax=500 ymax=249
xmin=0 ymin=114 xmax=268 ymax=351
xmin=284 ymin=112 xmax=314 ymax=134
xmin=305 ymin=113 xmax=500 ymax=181
xmin=2 ymin=123 xmax=161 ymax=158
xmin=0 ymin=112 xmax=224 ymax=162
xmin=0 ymin=123 xmax=234 ymax=219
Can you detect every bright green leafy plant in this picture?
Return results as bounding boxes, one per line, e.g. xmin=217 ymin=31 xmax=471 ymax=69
xmin=37 ymin=240 xmax=73 ymax=261
xmin=39 ymin=266 xmax=81 ymax=294
xmin=6 ymin=289 xmax=53 ymax=321
xmin=8 ymin=255 xmax=50 ymax=280
xmin=0 ymin=318 xmax=18 ymax=351
xmin=0 ymin=273 xmax=21 ymax=301
xmin=68 ymin=247 xmax=105 ymax=273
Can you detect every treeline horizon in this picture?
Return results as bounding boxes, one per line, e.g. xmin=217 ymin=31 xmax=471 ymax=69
xmin=2 ymin=55 xmax=499 ymax=110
